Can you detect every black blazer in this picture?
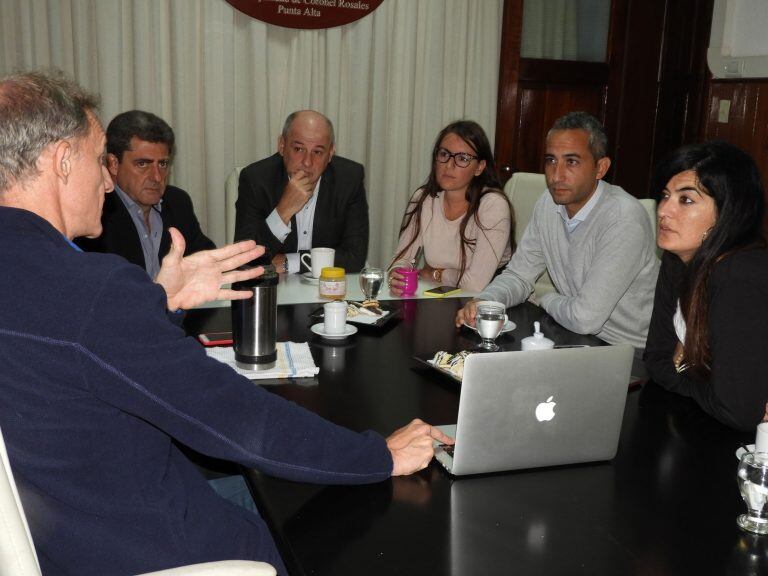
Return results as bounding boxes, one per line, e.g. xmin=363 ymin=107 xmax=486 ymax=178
xmin=234 ymin=153 xmax=369 ymax=273
xmin=75 ymin=185 xmax=215 ymax=271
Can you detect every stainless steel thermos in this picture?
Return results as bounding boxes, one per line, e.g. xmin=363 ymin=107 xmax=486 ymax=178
xmin=232 ymin=263 xmax=278 ymax=370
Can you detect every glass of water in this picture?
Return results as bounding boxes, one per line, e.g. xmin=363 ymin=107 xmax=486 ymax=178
xmin=359 ymin=267 xmax=385 ymax=301
xmin=475 ymin=302 xmax=507 ymax=352
xmin=737 ymin=451 xmax=768 ymax=534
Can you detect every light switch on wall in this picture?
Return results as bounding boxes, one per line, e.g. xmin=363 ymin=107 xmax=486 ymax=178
xmin=718 ymin=99 xmax=731 ymax=123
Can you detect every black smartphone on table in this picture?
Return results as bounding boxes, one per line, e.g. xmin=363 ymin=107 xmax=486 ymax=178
xmin=423 ymin=285 xmax=461 ymax=297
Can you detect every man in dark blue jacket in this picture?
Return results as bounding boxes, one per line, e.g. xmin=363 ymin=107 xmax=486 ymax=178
xmin=0 ymin=71 xmax=449 ymax=576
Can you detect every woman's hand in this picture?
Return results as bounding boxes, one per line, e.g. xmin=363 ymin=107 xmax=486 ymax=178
xmin=388 ymin=267 xmax=407 ymax=296
xmin=420 ymin=264 xmax=437 ymax=282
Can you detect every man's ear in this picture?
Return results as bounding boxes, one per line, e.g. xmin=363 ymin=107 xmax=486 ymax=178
xmin=106 ymin=153 xmax=120 ymax=178
xmin=328 ymin=143 xmax=335 ymax=163
xmin=52 ymin=140 xmax=72 ymax=184
xmin=277 ymin=135 xmax=285 ymax=157
xmin=596 ymin=156 xmax=611 ymax=180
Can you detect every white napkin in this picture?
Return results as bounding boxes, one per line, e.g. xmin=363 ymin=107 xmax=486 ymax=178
xmin=347 ymin=309 xmax=391 ymax=325
xmin=206 ymin=342 xmax=319 ymax=380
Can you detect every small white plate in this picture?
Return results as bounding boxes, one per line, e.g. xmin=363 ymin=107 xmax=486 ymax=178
xmin=464 ymin=320 xmax=516 ymax=334
xmin=301 ymin=272 xmax=320 ymax=285
xmin=310 ymin=322 xmax=358 ymax=340
xmin=737 ymin=444 xmax=756 ymax=460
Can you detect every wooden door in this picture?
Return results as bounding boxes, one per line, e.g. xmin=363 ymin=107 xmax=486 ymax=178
xmin=494 ymin=0 xmax=713 ymax=198
xmin=494 ymin=0 xmax=626 ymax=183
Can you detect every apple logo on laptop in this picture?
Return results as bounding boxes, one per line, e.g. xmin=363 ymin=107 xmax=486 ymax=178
xmin=535 ymin=396 xmax=556 ymax=422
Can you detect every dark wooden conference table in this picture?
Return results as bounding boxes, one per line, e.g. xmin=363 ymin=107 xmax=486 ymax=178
xmin=185 ymin=298 xmax=760 ymax=576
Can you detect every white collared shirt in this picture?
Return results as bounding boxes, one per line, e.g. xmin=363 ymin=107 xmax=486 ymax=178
xmin=265 ymin=178 xmax=321 ymax=273
xmin=556 ymin=180 xmax=605 ymax=235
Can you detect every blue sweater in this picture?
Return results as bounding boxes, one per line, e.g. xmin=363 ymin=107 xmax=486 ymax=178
xmin=0 ymin=207 xmax=392 ymax=575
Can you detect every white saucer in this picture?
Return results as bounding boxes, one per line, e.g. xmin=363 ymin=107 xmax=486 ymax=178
xmin=737 ymin=444 xmax=755 ymax=460
xmin=301 ymin=272 xmax=320 ymax=285
xmin=311 ymin=322 xmax=358 ymax=340
xmin=464 ymin=320 xmax=516 ymax=334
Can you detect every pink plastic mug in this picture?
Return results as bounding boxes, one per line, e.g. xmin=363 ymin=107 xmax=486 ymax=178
xmin=394 ymin=267 xmax=419 ymax=296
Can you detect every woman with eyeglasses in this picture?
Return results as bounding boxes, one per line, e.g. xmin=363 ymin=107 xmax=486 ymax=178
xmin=643 ymin=141 xmax=768 ymax=431
xmin=388 ymin=120 xmax=514 ymax=294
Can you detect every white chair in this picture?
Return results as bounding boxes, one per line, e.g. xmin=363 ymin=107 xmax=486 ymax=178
xmin=638 ymin=197 xmax=662 ymax=259
xmin=638 ymin=197 xmax=657 ymax=236
xmin=225 ymin=167 xmax=245 ymax=244
xmin=503 ymin=172 xmax=555 ymax=299
xmin=0 ymin=425 xmax=276 ymax=576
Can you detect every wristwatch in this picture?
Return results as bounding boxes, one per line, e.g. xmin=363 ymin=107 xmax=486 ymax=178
xmin=432 ymin=268 xmax=442 ymax=283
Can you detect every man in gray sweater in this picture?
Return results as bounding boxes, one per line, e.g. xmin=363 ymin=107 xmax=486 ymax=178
xmin=457 ymin=112 xmax=659 ymax=351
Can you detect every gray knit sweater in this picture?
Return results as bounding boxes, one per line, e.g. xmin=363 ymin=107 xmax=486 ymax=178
xmin=478 ymin=181 xmax=659 ymax=349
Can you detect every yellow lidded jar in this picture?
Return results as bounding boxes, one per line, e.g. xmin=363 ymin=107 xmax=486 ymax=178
xmin=319 ymin=267 xmax=346 ymax=300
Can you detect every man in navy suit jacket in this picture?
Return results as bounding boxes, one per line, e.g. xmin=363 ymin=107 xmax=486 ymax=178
xmin=76 ymin=110 xmax=215 ymax=278
xmin=235 ymin=110 xmax=368 ymax=274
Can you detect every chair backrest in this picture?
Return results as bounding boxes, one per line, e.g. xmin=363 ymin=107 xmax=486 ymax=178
xmin=0 ymin=424 xmax=277 ymax=576
xmin=503 ymin=173 xmax=554 ymax=296
xmin=503 ymin=172 xmax=547 ymax=246
xmin=225 ymin=167 xmax=244 ymax=243
xmin=638 ymin=197 xmax=657 ymax=236
xmin=637 ymin=198 xmax=662 ymax=259
xmin=0 ymin=426 xmax=41 ymax=576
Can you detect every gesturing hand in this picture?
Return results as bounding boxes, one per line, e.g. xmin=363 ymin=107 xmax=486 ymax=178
xmin=156 ymin=227 xmax=265 ymax=311
xmin=386 ymin=418 xmax=454 ymax=476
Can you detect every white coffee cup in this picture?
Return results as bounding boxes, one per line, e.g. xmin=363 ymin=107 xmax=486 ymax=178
xmin=301 ymin=247 xmax=335 ymax=278
xmin=756 ymin=422 xmax=768 ymax=453
xmin=323 ymin=300 xmax=347 ymax=336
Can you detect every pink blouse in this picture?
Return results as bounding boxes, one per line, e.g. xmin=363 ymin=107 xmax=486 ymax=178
xmin=393 ymin=188 xmax=513 ymax=291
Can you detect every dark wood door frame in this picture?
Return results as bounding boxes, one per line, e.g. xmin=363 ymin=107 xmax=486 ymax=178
xmin=494 ymin=0 xmax=712 ymax=197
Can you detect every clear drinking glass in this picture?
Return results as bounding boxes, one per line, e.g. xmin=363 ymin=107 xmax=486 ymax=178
xmin=359 ymin=267 xmax=385 ymax=301
xmin=737 ymin=451 xmax=768 ymax=534
xmin=475 ymin=303 xmax=507 ymax=352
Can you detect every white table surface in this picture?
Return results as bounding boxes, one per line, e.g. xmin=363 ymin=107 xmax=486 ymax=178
xmin=198 ymin=272 xmax=475 ymax=308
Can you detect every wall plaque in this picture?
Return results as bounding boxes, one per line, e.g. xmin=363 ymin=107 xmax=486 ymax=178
xmin=226 ymin=0 xmax=385 ymax=30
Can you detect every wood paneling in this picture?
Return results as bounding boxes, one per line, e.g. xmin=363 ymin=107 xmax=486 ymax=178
xmin=514 ymin=82 xmax=606 ymax=174
xmin=610 ymin=0 xmax=712 ymax=197
xmin=702 ymin=80 xmax=768 ymax=235
xmin=703 ymin=80 xmax=768 ymax=193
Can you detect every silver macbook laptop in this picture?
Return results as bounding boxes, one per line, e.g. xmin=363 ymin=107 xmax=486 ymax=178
xmin=434 ymin=344 xmax=634 ymax=476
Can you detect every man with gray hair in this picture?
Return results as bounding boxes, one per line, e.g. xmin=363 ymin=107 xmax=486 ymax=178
xmin=235 ymin=109 xmax=369 ymax=273
xmin=0 ymin=71 xmax=449 ymax=576
xmin=457 ymin=111 xmax=660 ymax=354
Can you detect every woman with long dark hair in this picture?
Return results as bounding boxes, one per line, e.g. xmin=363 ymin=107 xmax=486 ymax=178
xmin=388 ymin=120 xmax=514 ymax=293
xmin=644 ymin=140 xmax=768 ymax=430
